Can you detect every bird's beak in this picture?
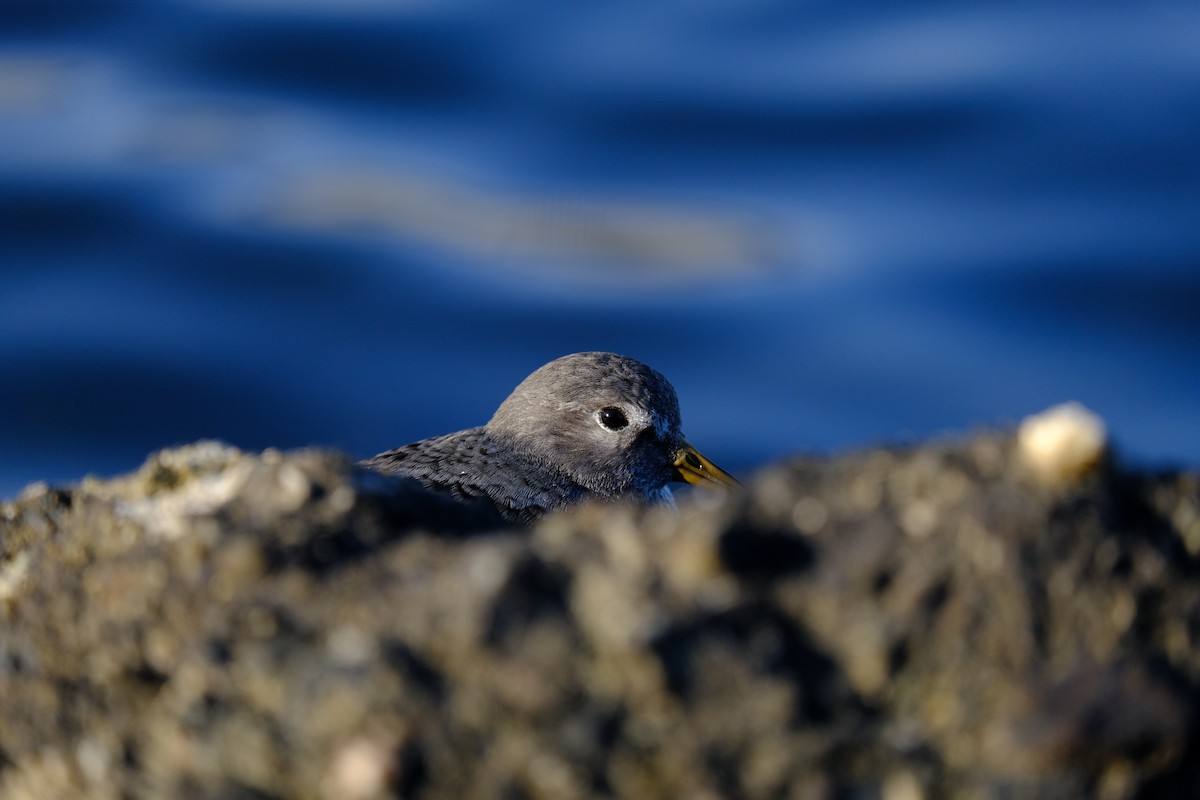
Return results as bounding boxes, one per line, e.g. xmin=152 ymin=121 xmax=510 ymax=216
xmin=673 ymin=441 xmax=740 ymax=490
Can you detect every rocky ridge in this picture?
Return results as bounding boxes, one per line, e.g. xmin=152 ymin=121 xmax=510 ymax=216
xmin=1 ymin=413 xmax=1199 ymax=799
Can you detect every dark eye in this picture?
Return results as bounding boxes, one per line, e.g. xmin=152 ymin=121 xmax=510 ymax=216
xmin=597 ymin=406 xmax=629 ymax=430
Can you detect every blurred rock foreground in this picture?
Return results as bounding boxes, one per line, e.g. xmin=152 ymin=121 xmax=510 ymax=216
xmin=2 ymin=426 xmax=1199 ymax=800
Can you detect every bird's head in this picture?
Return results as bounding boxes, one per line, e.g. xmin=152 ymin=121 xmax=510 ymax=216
xmin=487 ymin=352 xmax=737 ymax=499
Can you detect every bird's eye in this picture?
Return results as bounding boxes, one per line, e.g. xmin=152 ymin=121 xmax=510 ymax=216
xmin=597 ymin=406 xmax=629 ymax=430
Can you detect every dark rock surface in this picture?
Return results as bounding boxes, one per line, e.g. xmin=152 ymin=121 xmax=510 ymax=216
xmin=2 ymin=431 xmax=1199 ymax=799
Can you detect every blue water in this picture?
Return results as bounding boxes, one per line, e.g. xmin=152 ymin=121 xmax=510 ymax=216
xmin=2 ymin=1 xmax=1198 ymax=498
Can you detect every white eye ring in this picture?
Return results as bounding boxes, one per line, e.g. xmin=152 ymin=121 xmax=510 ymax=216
xmin=597 ymin=406 xmax=629 ymax=430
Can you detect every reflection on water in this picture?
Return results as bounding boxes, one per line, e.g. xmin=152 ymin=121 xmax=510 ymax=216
xmin=263 ymin=169 xmax=782 ymax=284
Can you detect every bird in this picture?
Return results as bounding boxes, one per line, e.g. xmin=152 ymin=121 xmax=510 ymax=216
xmin=361 ymin=352 xmax=738 ymax=523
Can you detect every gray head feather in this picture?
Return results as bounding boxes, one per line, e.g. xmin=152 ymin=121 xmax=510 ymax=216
xmin=486 ymin=352 xmax=684 ymax=497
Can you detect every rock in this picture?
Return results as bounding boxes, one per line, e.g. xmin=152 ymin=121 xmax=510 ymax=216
xmin=1 ymin=428 xmax=1198 ymax=799
xmin=1018 ymin=402 xmax=1109 ymax=486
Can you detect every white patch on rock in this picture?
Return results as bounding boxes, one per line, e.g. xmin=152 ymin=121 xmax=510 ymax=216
xmin=116 ymin=459 xmax=253 ymax=540
xmin=1018 ymin=402 xmax=1108 ymax=485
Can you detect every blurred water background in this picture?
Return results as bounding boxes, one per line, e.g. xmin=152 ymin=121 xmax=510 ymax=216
xmin=2 ymin=0 xmax=1198 ymax=497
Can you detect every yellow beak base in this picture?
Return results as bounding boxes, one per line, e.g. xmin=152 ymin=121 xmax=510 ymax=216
xmin=673 ymin=441 xmax=740 ymax=490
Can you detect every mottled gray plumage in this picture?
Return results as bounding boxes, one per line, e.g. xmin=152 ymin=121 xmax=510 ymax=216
xmin=361 ymin=352 xmax=736 ymax=523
